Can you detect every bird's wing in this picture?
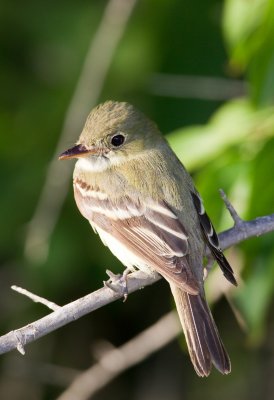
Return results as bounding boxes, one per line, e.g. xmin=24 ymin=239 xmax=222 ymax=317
xmin=190 ymin=191 xmax=237 ymax=286
xmin=74 ymin=185 xmax=199 ymax=294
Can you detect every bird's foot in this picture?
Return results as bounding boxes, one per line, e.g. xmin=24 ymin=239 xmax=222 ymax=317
xmin=103 ymin=268 xmax=132 ymax=302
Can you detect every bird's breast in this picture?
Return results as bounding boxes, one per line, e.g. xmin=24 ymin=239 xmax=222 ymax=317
xmin=73 ymin=177 xmax=108 ymax=223
xmin=73 ymin=176 xmax=144 ymax=223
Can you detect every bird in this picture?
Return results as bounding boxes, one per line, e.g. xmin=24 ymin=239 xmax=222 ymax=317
xmin=59 ymin=100 xmax=237 ymax=376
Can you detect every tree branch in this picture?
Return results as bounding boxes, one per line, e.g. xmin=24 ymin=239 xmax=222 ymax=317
xmin=1 ymin=211 xmax=274 ymax=356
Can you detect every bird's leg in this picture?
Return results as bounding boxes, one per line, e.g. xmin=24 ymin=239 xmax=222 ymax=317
xmin=103 ymin=267 xmax=134 ymax=301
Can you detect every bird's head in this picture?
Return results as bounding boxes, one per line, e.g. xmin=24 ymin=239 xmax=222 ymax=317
xmin=59 ymin=101 xmax=161 ymax=171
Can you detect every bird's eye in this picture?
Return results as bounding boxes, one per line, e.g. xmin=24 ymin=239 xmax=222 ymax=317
xmin=111 ymin=134 xmax=125 ymax=147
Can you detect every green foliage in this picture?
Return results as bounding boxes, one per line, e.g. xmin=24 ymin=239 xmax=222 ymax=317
xmin=223 ymin=0 xmax=274 ymax=105
xmin=168 ymin=99 xmax=274 ymax=169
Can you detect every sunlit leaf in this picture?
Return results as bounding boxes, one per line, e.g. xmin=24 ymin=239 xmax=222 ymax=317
xmin=167 ymin=99 xmax=274 ymax=169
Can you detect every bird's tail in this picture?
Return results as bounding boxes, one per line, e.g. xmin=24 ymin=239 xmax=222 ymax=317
xmin=170 ymin=283 xmax=231 ymax=377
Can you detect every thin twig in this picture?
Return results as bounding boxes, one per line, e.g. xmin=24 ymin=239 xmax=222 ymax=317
xmin=24 ymin=0 xmax=138 ymax=264
xmin=219 ymin=189 xmax=243 ymax=226
xmin=0 ymin=212 xmax=274 ymax=356
xmin=11 ymin=286 xmax=60 ymax=311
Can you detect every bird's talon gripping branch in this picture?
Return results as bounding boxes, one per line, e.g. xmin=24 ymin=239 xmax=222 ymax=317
xmin=104 ymin=269 xmax=131 ymax=301
xmin=105 ymin=269 xmax=121 ymax=281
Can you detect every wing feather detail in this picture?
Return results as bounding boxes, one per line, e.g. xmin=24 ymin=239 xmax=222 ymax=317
xmin=191 ymin=191 xmax=237 ymax=286
xmin=74 ymin=183 xmax=199 ymax=294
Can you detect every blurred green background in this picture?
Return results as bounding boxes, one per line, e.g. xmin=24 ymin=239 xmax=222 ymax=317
xmin=1 ymin=0 xmax=274 ymax=399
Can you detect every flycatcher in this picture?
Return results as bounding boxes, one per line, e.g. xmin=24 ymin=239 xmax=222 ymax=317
xmin=59 ymin=101 xmax=237 ymax=376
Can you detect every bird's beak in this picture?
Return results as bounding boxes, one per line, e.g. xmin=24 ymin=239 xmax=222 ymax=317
xmin=58 ymin=144 xmax=101 ymax=160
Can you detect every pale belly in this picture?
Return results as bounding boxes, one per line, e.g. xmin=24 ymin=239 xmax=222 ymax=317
xmin=95 ymin=224 xmax=155 ymax=275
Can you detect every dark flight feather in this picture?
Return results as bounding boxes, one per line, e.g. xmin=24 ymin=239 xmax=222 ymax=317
xmin=191 ymin=192 xmax=237 ymax=286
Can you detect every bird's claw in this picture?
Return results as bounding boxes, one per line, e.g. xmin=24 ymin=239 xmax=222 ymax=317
xmin=103 ymin=268 xmax=131 ymax=302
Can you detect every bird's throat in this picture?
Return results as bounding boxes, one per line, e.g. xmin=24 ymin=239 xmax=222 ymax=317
xmin=75 ymin=155 xmax=111 ymax=173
